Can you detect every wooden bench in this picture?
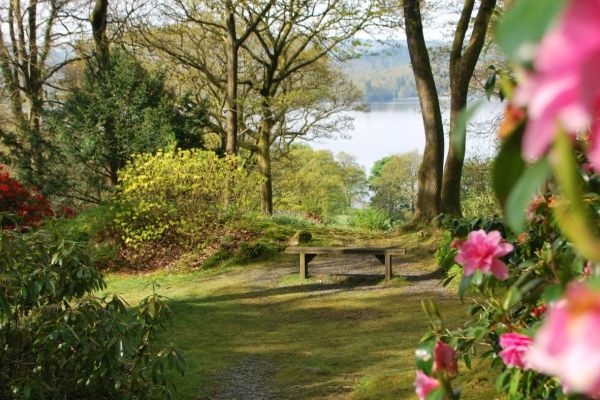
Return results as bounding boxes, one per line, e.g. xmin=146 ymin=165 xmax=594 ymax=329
xmin=285 ymin=247 xmax=407 ymax=282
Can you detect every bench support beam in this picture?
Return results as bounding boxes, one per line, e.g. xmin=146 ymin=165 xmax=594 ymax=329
xmin=300 ymin=253 xmax=317 ymax=279
xmin=385 ymin=254 xmax=393 ymax=282
xmin=287 ymin=247 xmax=405 ymax=282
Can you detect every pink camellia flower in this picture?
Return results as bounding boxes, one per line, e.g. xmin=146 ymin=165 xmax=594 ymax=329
xmin=415 ymin=370 xmax=440 ymax=400
xmin=527 ymin=283 xmax=600 ymax=397
xmin=513 ymin=0 xmax=600 ymax=169
xmin=433 ymin=341 xmax=458 ymax=375
xmin=499 ymin=333 xmax=533 ymax=369
xmin=455 ymin=230 xmax=514 ymax=280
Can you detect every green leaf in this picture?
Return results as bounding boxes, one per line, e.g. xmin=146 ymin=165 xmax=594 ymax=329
xmin=416 ymin=339 xmax=436 ymax=375
xmin=493 ymin=128 xmax=526 ymax=207
xmin=552 ymin=131 xmax=600 ymax=261
xmin=509 ymin=368 xmax=522 ymax=395
xmin=427 ymin=388 xmax=445 ymax=400
xmin=505 ymin=158 xmax=552 ymax=232
xmin=542 ymin=284 xmax=563 ymax=304
xmin=464 ymin=353 xmax=472 ymax=369
xmin=459 ymin=274 xmax=472 ymax=301
xmin=496 ymin=0 xmax=567 ymax=61
xmin=453 ymin=101 xmax=483 ymax=154
xmin=471 ymin=270 xmax=484 ymax=286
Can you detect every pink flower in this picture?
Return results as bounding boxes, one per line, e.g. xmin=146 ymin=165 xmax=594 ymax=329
xmin=433 ymin=341 xmax=458 ymax=375
xmin=499 ymin=333 xmax=533 ymax=369
xmin=455 ymin=230 xmax=514 ymax=280
xmin=415 ymin=370 xmax=440 ymax=400
xmin=527 ymin=283 xmax=600 ymax=397
xmin=514 ymin=0 xmax=600 ymax=169
xmin=584 ymin=261 xmax=594 ymax=277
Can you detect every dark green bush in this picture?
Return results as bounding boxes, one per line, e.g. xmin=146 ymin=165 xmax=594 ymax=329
xmin=236 ymin=241 xmax=280 ymax=262
xmin=0 ymin=228 xmax=185 ymax=399
xmin=437 ymin=214 xmax=507 ymax=238
xmin=290 ymin=230 xmax=313 ymax=245
xmin=203 ymin=248 xmax=233 ymax=269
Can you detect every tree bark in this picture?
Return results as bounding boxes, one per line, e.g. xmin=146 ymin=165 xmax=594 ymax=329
xmin=403 ymin=0 xmax=445 ymax=223
xmin=441 ymin=0 xmax=497 ymax=215
xmin=225 ymin=35 xmax=239 ymax=155
xmin=91 ymin=0 xmax=110 ymax=69
xmin=257 ymin=102 xmax=274 ymax=214
xmin=91 ymin=0 xmax=118 ymax=186
xmin=224 ymin=0 xmax=239 ymax=155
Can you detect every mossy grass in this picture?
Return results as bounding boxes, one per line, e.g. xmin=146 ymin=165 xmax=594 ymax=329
xmin=104 ymin=227 xmax=496 ymax=400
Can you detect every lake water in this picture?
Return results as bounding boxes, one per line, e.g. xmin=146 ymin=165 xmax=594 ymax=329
xmin=308 ymin=98 xmax=503 ymax=172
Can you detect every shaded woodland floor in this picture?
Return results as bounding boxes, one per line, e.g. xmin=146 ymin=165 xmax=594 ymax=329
xmin=105 ymin=230 xmax=498 ymax=400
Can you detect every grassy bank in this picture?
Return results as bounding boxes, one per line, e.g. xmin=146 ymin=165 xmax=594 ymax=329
xmin=104 ymin=229 xmax=497 ymax=399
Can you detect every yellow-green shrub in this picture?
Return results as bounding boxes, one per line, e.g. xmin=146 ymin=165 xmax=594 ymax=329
xmin=115 ymin=150 xmax=260 ymax=247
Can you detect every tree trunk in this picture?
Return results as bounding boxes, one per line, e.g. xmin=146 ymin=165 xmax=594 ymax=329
xmin=257 ymin=105 xmax=273 ymax=214
xmin=91 ymin=0 xmax=117 ymax=186
xmin=441 ymin=0 xmax=497 ymax=215
xmin=404 ymin=0 xmax=445 ymax=223
xmin=441 ymin=89 xmax=468 ymax=215
xmin=91 ymin=0 xmax=110 ymax=69
xmin=225 ymin=3 xmax=239 ymax=155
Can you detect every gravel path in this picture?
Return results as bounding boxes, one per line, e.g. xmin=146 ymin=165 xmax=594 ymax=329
xmin=209 ymin=357 xmax=278 ymax=400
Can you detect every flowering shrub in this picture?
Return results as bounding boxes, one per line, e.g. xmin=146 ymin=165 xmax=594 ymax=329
xmin=0 ymin=165 xmax=53 ymax=228
xmin=115 ymin=150 xmax=261 ymax=247
xmin=414 ymin=0 xmax=600 ymax=399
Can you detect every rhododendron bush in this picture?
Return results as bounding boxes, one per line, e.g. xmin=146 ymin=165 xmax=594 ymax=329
xmin=414 ymin=0 xmax=600 ymax=399
xmin=0 ymin=165 xmax=53 ymax=228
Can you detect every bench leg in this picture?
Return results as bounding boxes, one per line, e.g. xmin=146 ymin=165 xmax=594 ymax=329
xmin=385 ymin=254 xmax=393 ymax=282
xmin=300 ymin=254 xmax=316 ymax=279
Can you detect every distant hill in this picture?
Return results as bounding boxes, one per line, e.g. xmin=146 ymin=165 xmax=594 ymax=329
xmin=341 ymin=40 xmax=449 ymax=104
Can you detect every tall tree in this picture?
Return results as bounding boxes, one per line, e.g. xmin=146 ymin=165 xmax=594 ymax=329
xmin=0 ymin=0 xmax=82 ymax=189
xmin=402 ymin=0 xmax=497 ymax=221
xmin=403 ymin=0 xmax=445 ymax=222
xmin=91 ymin=0 xmax=110 ymax=68
xmin=48 ymin=51 xmax=207 ymax=203
xmin=239 ymin=0 xmax=374 ymax=214
xmin=137 ymin=0 xmax=274 ymax=155
xmin=441 ymin=0 xmax=497 ymax=215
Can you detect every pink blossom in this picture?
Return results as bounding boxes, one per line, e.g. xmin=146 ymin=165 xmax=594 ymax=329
xmin=499 ymin=333 xmax=533 ymax=369
xmin=455 ymin=230 xmax=514 ymax=280
xmin=514 ymin=0 xmax=600 ymax=169
xmin=415 ymin=370 xmax=440 ymax=400
xmin=433 ymin=341 xmax=458 ymax=375
xmin=527 ymin=283 xmax=600 ymax=397
xmin=584 ymin=261 xmax=594 ymax=277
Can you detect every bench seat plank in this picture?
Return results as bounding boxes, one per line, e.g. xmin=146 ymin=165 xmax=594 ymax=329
xmin=285 ymin=247 xmax=402 ymax=255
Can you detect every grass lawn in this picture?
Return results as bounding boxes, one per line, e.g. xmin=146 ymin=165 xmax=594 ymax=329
xmin=104 ymin=229 xmax=498 ymax=400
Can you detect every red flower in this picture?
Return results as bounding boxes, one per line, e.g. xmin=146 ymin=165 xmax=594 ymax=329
xmin=433 ymin=341 xmax=458 ymax=375
xmin=532 ymin=304 xmax=547 ymax=318
xmin=0 ymin=164 xmax=54 ymax=229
